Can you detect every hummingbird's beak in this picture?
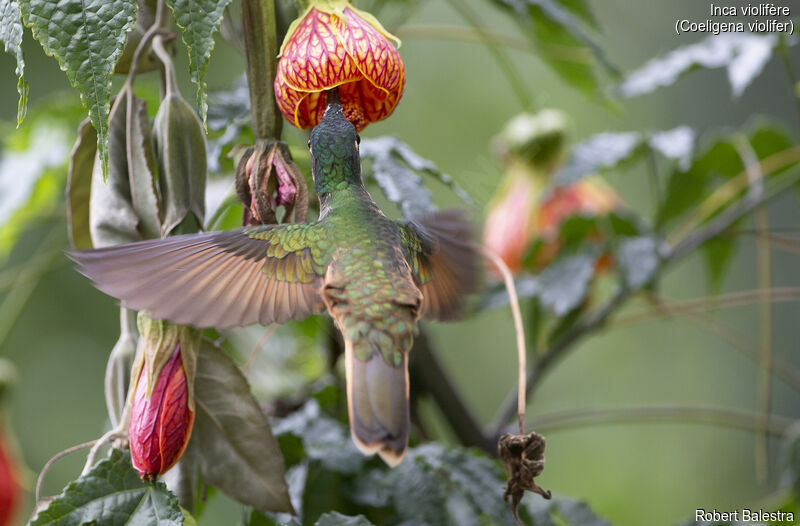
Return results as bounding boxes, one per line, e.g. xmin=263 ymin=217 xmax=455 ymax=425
xmin=326 ymin=86 xmax=341 ymax=108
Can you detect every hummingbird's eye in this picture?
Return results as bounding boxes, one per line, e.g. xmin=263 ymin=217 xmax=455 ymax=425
xmin=307 ymin=139 xmax=311 ymax=149
xmin=356 ymin=134 xmax=361 ymax=145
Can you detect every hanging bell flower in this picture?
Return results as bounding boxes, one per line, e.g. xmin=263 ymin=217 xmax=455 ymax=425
xmin=128 ymin=314 xmax=199 ymax=481
xmin=483 ymin=110 xmax=622 ymax=273
xmin=0 ymin=359 xmax=19 ymax=526
xmin=274 ymin=0 xmax=405 ymax=131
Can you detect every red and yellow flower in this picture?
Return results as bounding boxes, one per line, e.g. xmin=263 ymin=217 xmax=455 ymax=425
xmin=274 ymin=0 xmax=405 ymax=131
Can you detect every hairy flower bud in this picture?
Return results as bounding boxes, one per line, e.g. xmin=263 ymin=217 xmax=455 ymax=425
xmin=128 ymin=315 xmax=199 ymax=480
xmin=274 ymin=0 xmax=405 ymax=131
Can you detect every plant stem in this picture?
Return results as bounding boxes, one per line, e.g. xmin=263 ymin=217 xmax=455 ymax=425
xmin=532 ymin=405 xmax=793 ymax=436
xmin=242 ymin=0 xmax=283 ymax=140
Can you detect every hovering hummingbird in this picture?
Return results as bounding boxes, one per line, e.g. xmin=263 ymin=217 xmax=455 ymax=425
xmin=71 ymin=93 xmax=479 ymax=466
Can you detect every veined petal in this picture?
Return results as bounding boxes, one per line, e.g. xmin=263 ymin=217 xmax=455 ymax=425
xmin=277 ymin=8 xmax=355 ymax=93
xmin=337 ymin=7 xmax=404 ymax=93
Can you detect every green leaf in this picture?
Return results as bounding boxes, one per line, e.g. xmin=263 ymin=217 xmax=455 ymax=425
xmin=192 ymin=341 xmax=293 ymax=513
xmin=537 ymin=250 xmax=598 ymax=316
xmin=0 ymin=0 xmax=27 ymax=125
xmin=620 ymin=33 xmax=777 ymax=98
xmin=701 ymin=235 xmax=736 ymax=293
xmin=66 ymin=119 xmax=96 ymax=249
xmin=657 ymin=138 xmax=742 ymax=228
xmin=616 ymin=236 xmax=659 ymax=289
xmin=30 ymin=448 xmax=183 ymax=526
xmin=165 ymin=0 xmax=234 ymax=124
xmin=555 ymin=127 xmax=695 ymax=185
xmin=385 ymin=443 xmax=516 ymax=526
xmin=20 ymin=0 xmax=137 ymax=176
xmin=272 ymin=398 xmax=365 ymax=474
xmin=360 ymin=137 xmax=474 ymax=217
xmin=314 ymin=512 xmax=375 ymax=526
xmin=0 ymin=122 xmax=70 ymax=258
xmin=488 ymin=0 xmax=614 ymax=96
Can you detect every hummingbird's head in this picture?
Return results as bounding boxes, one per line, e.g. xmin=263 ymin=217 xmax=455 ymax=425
xmin=308 ymin=89 xmax=362 ymax=195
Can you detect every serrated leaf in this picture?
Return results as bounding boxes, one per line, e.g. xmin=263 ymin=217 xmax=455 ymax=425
xmin=165 ymin=0 xmax=234 ymax=124
xmin=66 ymin=119 xmax=97 ymax=249
xmin=30 ymin=448 xmax=183 ymax=526
xmin=537 ymin=250 xmax=597 ymax=316
xmin=0 ymin=0 xmax=27 ymax=125
xmin=620 ymin=33 xmax=777 ymax=98
xmin=386 ymin=443 xmax=516 ymax=526
xmin=616 ymin=236 xmax=659 ymax=289
xmin=314 ymin=512 xmax=375 ymax=526
xmin=524 ymin=495 xmax=612 ymax=526
xmin=360 ymin=137 xmax=473 ymax=217
xmin=192 ymin=341 xmax=293 ymax=513
xmin=555 ymin=127 xmax=695 ymax=185
xmin=20 ymin=0 xmax=138 ymax=176
xmin=272 ymin=398 xmax=365 ymax=474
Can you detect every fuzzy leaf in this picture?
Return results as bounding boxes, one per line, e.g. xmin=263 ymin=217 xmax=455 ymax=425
xmin=620 ymin=33 xmax=777 ymax=98
xmin=0 ymin=0 xmax=27 ymax=125
xmin=192 ymin=341 xmax=293 ymax=513
xmin=386 ymin=443 xmax=516 ymax=526
xmin=360 ymin=137 xmax=473 ymax=217
xmin=537 ymin=250 xmax=597 ymax=316
xmin=165 ymin=0 xmax=234 ymax=124
xmin=30 ymin=448 xmax=183 ymax=526
xmin=272 ymin=398 xmax=365 ymax=474
xmin=555 ymin=127 xmax=695 ymax=185
xmin=20 ymin=0 xmax=137 ymax=176
xmin=616 ymin=236 xmax=659 ymax=289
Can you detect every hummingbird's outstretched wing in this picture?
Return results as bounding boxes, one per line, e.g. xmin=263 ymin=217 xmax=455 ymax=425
xmin=398 ymin=210 xmax=481 ymax=321
xmin=70 ymin=223 xmax=331 ymax=328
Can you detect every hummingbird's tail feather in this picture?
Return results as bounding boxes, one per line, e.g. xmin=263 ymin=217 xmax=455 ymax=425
xmin=344 ymin=336 xmax=409 ymax=467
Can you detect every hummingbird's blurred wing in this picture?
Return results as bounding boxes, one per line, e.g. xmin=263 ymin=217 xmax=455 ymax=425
xmin=398 ymin=210 xmax=481 ymax=321
xmin=70 ymin=223 xmax=330 ymax=328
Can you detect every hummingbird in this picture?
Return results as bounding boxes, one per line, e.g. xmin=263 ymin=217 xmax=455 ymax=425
xmin=71 ymin=92 xmax=479 ymax=467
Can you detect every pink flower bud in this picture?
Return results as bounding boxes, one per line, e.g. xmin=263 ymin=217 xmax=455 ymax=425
xmin=129 ymin=345 xmax=194 ymax=480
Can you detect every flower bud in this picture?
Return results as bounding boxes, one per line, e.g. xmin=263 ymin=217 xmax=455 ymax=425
xmin=128 ymin=315 xmax=199 ymax=480
xmin=274 ymin=0 xmax=405 ymax=131
xmin=0 ymin=431 xmax=20 ymax=526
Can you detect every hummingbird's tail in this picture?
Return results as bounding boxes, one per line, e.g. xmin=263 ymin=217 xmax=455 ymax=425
xmin=344 ymin=337 xmax=409 ymax=467
xmin=340 ymin=320 xmax=413 ymax=467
